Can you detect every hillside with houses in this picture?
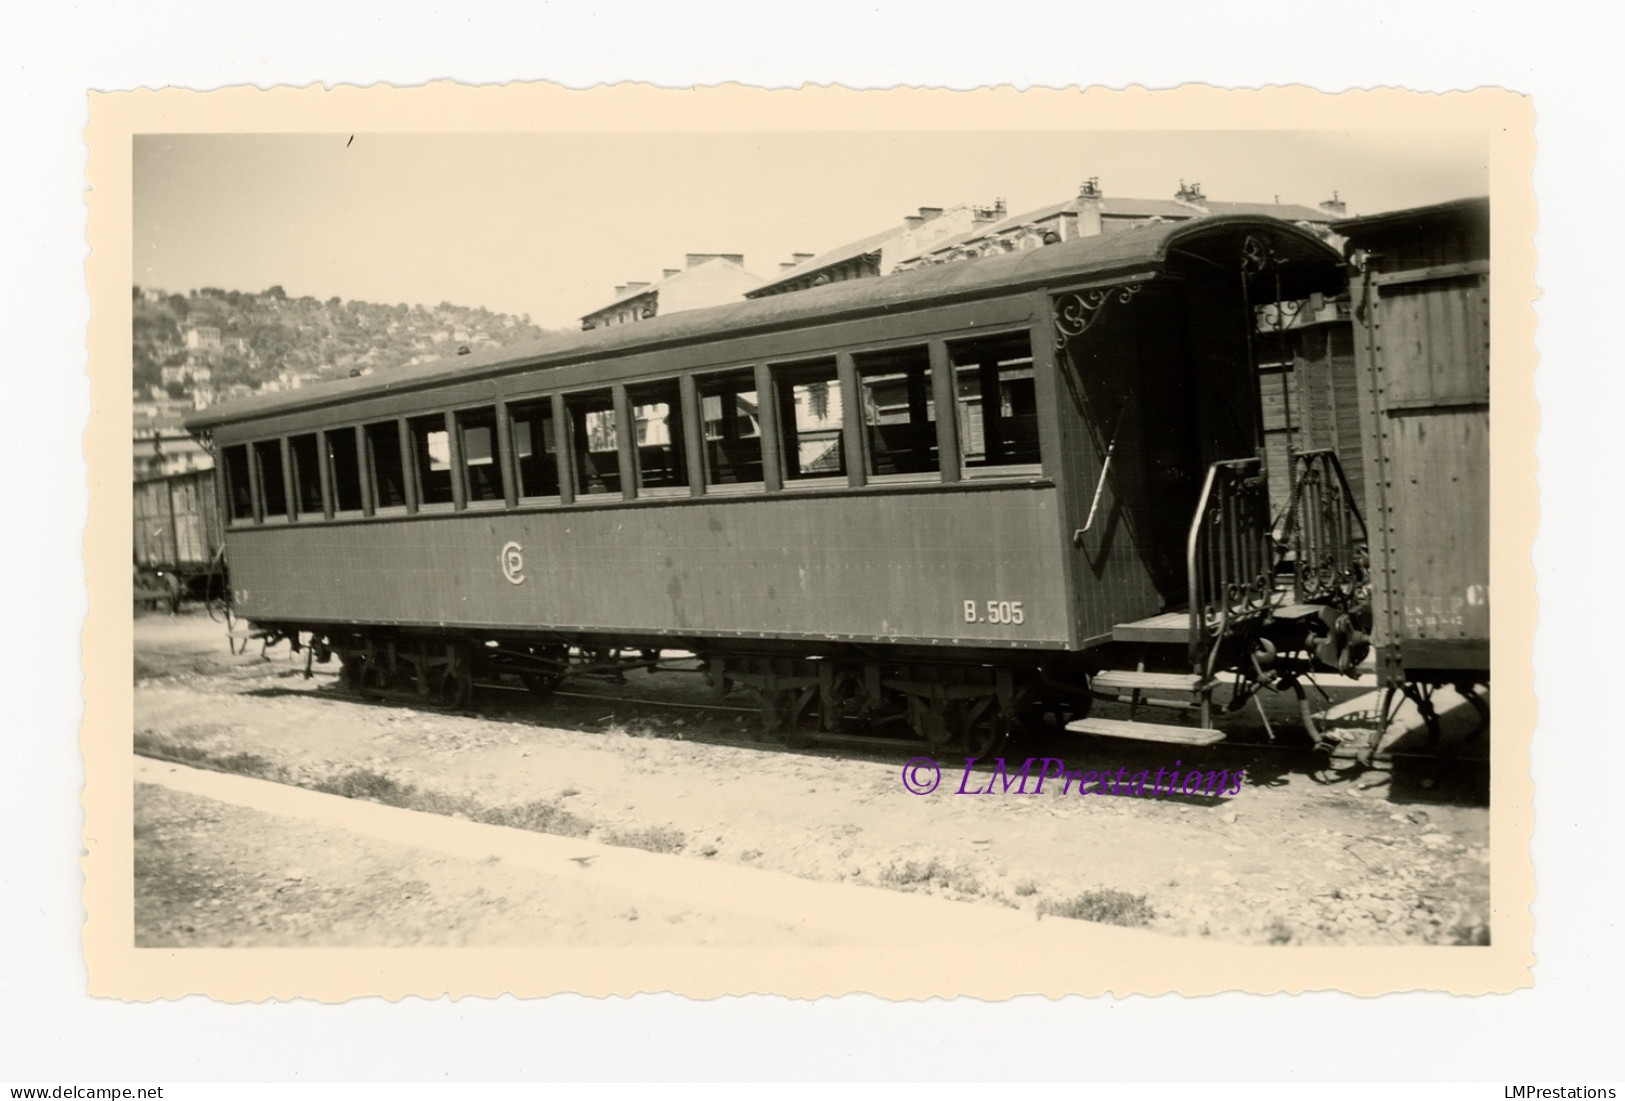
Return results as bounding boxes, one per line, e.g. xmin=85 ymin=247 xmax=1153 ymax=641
xmin=131 ymin=285 xmax=559 ymax=479
xmin=133 ymin=285 xmax=556 ymax=407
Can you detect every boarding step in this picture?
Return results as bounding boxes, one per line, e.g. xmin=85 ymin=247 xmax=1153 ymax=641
xmin=1111 ymin=611 xmax=1190 ymax=644
xmin=1065 ymin=716 xmax=1226 ymax=747
xmin=1091 ymin=670 xmax=1204 ymax=695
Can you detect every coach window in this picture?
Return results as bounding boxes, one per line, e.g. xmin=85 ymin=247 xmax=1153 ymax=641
xmin=698 ymin=370 xmax=763 ymax=488
xmin=408 ymin=413 xmax=455 ymax=509
xmin=252 ymin=440 xmax=288 ymax=522
xmin=509 ymin=398 xmax=560 ymax=500
xmin=950 ymin=332 xmax=1041 ymax=475
xmin=455 ymin=407 xmax=505 ymax=507
xmin=773 ymin=358 xmax=845 ymax=483
xmin=223 ymin=444 xmax=255 ymax=523
xmin=287 ymin=434 xmax=324 ymax=520
xmin=628 ymin=380 xmax=687 ymax=493
xmin=364 ymin=420 xmax=409 ymax=512
xmin=326 ymin=428 xmax=365 ymax=515
xmin=855 ymin=345 xmax=938 ymax=478
xmin=567 ymin=390 xmax=621 ymax=496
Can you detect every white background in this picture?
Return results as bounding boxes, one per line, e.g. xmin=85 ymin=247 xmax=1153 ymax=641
xmin=3 ymin=0 xmax=1617 ymax=1084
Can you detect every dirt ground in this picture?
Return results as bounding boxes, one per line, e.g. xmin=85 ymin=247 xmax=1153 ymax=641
xmin=131 ymin=608 xmax=1492 ymax=947
xmin=135 ymin=781 xmax=849 ymax=947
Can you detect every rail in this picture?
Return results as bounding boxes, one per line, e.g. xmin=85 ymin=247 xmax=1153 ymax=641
xmin=1185 ymin=456 xmax=1275 ymax=670
xmin=1283 ymin=448 xmax=1369 ymax=608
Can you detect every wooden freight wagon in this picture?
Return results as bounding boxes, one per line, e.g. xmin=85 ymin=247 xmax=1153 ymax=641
xmin=133 ymin=466 xmax=223 ymax=610
xmin=1334 ymin=197 xmax=1491 ymax=729
xmin=1251 ymin=300 xmax=1367 ymax=521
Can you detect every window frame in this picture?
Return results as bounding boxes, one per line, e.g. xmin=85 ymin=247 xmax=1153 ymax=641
xmin=221 ymin=443 xmax=256 ymax=526
xmin=251 ymin=438 xmax=290 ymax=524
xmin=286 ymin=432 xmax=326 ymax=521
xmin=507 ymin=393 xmax=567 ymax=505
xmin=770 ymin=356 xmax=849 ymax=489
xmin=947 ymin=329 xmax=1044 ymax=480
xmin=407 ymin=411 xmax=457 ymax=512
xmin=625 ymin=377 xmax=690 ymax=497
xmin=208 ymin=318 xmax=1050 ymax=525
xmin=853 ymin=342 xmax=942 ymax=484
xmin=695 ymin=366 xmax=768 ymax=494
xmin=324 ymin=425 xmax=368 ymax=518
xmin=454 ymin=405 xmax=507 ymax=510
xmin=363 ymin=418 xmax=411 ymax=515
xmin=563 ymin=387 xmax=624 ymax=500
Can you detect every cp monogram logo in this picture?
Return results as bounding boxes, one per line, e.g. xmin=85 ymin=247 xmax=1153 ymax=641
xmin=500 ymin=541 xmax=525 ymax=585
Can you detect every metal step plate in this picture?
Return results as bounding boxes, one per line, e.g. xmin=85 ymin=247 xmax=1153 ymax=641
xmin=1065 ymin=716 xmax=1226 ymax=746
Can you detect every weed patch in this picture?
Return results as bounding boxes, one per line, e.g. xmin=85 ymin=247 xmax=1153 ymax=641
xmin=878 ymin=859 xmax=985 ymax=897
xmin=481 ymin=799 xmax=593 ymax=839
xmin=1038 ymin=888 xmax=1156 ymax=928
xmin=602 ymin=825 xmax=686 ymax=854
xmin=134 ymin=732 xmax=275 ymax=779
xmin=313 ymin=768 xmax=416 ymax=807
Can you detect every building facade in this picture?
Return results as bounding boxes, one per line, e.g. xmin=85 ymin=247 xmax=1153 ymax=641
xmin=580 ymin=254 xmax=764 ymax=330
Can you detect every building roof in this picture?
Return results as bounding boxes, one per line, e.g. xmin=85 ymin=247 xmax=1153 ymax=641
xmin=580 ymin=256 xmax=762 ymax=323
xmin=188 ymin=216 xmax=1344 ymax=430
xmin=1099 ymin=197 xmax=1206 ymax=218
xmin=1330 ymin=195 xmax=1489 ymax=238
xmin=1204 ymin=200 xmax=1334 ymax=222
xmin=885 ymin=200 xmax=1071 ymax=262
xmin=893 ymin=195 xmax=1328 ymax=268
xmin=745 ymin=224 xmax=901 ymax=295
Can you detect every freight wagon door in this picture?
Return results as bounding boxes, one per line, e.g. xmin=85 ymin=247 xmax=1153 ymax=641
xmin=1356 ymin=263 xmax=1490 ymax=679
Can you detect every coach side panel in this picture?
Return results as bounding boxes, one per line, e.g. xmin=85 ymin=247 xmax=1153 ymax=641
xmin=226 ymin=484 xmax=1073 ymax=650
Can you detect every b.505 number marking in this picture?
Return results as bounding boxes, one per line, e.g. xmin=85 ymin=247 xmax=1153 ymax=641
xmin=964 ymin=600 xmax=1025 ymax=625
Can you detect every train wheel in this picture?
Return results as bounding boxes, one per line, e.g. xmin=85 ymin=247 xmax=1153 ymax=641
xmin=435 ymin=663 xmax=474 ymax=709
xmin=520 ymin=671 xmax=564 ymax=699
xmin=356 ymin=659 xmax=386 ymax=701
xmin=780 ymin=685 xmax=819 ymax=750
xmin=702 ymin=659 xmax=734 ymax=700
xmin=964 ymin=707 xmax=1009 ymax=759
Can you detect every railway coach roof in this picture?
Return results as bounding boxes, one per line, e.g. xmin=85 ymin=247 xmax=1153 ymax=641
xmin=187 ymin=216 xmax=1342 ymax=429
xmin=1330 ymin=195 xmax=1489 ymax=240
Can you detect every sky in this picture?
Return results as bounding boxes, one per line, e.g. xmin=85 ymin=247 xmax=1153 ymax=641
xmin=133 ymin=129 xmax=1488 ymax=330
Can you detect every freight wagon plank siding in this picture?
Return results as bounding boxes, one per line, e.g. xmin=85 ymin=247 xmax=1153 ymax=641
xmin=170 ymin=475 xmax=210 ymax=563
xmin=1337 ymin=197 xmax=1491 ymax=682
xmin=227 ymin=485 xmax=1071 ymax=648
xmin=1383 ymin=409 xmax=1490 ymax=644
xmin=133 ymin=480 xmax=174 ymax=568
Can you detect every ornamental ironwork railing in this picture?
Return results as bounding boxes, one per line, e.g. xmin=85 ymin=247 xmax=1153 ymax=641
xmin=1186 ymin=456 xmax=1276 ymax=671
xmin=1283 ymin=448 xmax=1369 ymax=609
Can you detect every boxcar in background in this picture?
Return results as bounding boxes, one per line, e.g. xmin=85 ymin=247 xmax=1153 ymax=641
xmin=133 ymin=467 xmax=224 ymax=609
xmin=1335 ymin=197 xmax=1491 ymax=727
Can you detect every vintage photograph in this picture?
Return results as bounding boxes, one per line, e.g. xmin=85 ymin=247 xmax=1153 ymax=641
xmin=88 ymin=86 xmax=1536 ymax=999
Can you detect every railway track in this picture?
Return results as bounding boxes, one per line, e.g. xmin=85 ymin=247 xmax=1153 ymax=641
xmin=304 ymin=663 xmax=1488 ymax=781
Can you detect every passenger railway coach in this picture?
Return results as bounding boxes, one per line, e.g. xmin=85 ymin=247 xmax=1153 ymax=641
xmin=186 ymin=216 xmax=1367 ymax=753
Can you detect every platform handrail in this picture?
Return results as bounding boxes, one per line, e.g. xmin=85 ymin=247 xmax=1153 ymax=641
xmin=1283 ymin=448 xmax=1369 ymax=608
xmin=1185 ymin=455 xmax=1275 ymax=668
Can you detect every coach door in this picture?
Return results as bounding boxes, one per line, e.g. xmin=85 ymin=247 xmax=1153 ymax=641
xmin=1056 ymin=277 xmax=1205 ymax=608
